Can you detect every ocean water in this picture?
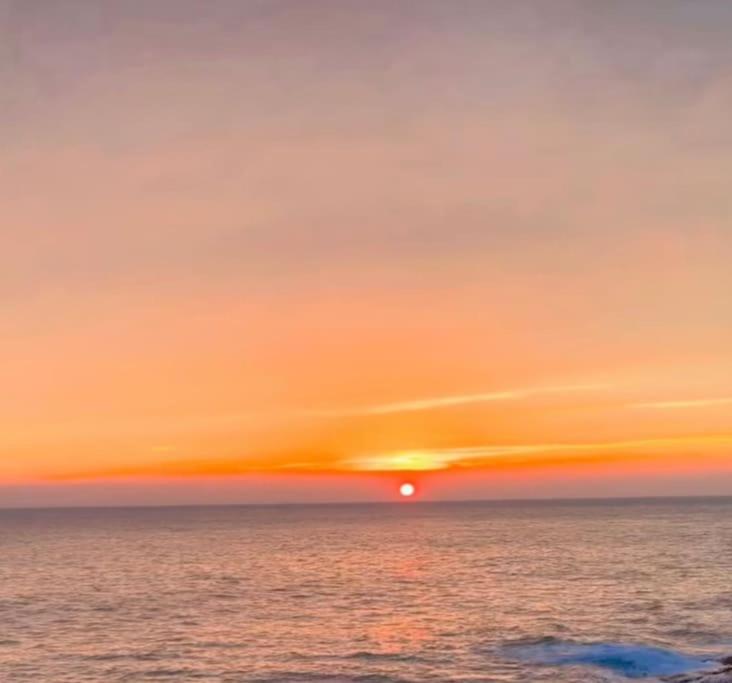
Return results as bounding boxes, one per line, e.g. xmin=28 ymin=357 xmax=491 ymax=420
xmin=1 ymin=498 xmax=732 ymax=682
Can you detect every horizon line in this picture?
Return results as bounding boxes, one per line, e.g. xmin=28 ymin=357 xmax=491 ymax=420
xmin=2 ymin=492 xmax=731 ymax=513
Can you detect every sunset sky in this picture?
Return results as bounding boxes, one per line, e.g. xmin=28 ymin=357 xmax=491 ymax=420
xmin=2 ymin=0 xmax=731 ymax=506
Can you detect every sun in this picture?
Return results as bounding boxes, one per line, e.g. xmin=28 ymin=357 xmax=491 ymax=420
xmin=399 ymin=482 xmax=416 ymax=498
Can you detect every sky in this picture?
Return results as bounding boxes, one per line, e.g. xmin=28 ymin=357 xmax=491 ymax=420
xmin=1 ymin=0 xmax=731 ymax=507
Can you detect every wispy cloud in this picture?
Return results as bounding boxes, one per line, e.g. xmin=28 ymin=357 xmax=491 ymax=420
xmin=0 ymin=383 xmax=608 ymax=443
xmin=307 ymin=384 xmax=609 ymax=418
xmin=633 ymin=398 xmax=732 ymax=410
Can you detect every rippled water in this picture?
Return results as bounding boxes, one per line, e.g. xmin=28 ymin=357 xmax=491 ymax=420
xmin=2 ymin=498 xmax=732 ymax=682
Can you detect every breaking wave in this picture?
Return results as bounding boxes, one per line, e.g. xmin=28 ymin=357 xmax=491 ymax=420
xmin=505 ymin=638 xmax=714 ymax=678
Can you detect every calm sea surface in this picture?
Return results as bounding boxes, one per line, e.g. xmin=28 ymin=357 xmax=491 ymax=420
xmin=2 ymin=498 xmax=732 ymax=682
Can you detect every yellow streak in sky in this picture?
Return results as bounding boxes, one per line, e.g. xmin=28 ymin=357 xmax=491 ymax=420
xmin=344 ymin=434 xmax=732 ymax=471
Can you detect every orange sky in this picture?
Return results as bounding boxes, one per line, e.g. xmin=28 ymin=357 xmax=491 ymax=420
xmin=1 ymin=1 xmax=731 ymax=505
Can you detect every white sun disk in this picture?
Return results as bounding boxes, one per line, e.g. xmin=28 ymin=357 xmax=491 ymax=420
xmin=399 ymin=482 xmax=416 ymax=497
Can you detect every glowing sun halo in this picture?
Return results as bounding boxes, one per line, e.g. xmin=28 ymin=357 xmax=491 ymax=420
xmin=399 ymin=482 xmax=416 ymax=498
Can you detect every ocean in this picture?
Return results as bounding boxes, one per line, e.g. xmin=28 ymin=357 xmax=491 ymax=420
xmin=1 ymin=498 xmax=731 ymax=682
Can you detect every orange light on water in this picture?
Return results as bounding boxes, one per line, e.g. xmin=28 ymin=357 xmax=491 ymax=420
xmin=399 ymin=482 xmax=416 ymax=498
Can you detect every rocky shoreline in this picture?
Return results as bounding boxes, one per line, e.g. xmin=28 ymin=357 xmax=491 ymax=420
xmin=665 ymin=657 xmax=732 ymax=682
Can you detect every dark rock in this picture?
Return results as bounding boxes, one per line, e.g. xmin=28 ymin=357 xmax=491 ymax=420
xmin=663 ymin=664 xmax=732 ymax=683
